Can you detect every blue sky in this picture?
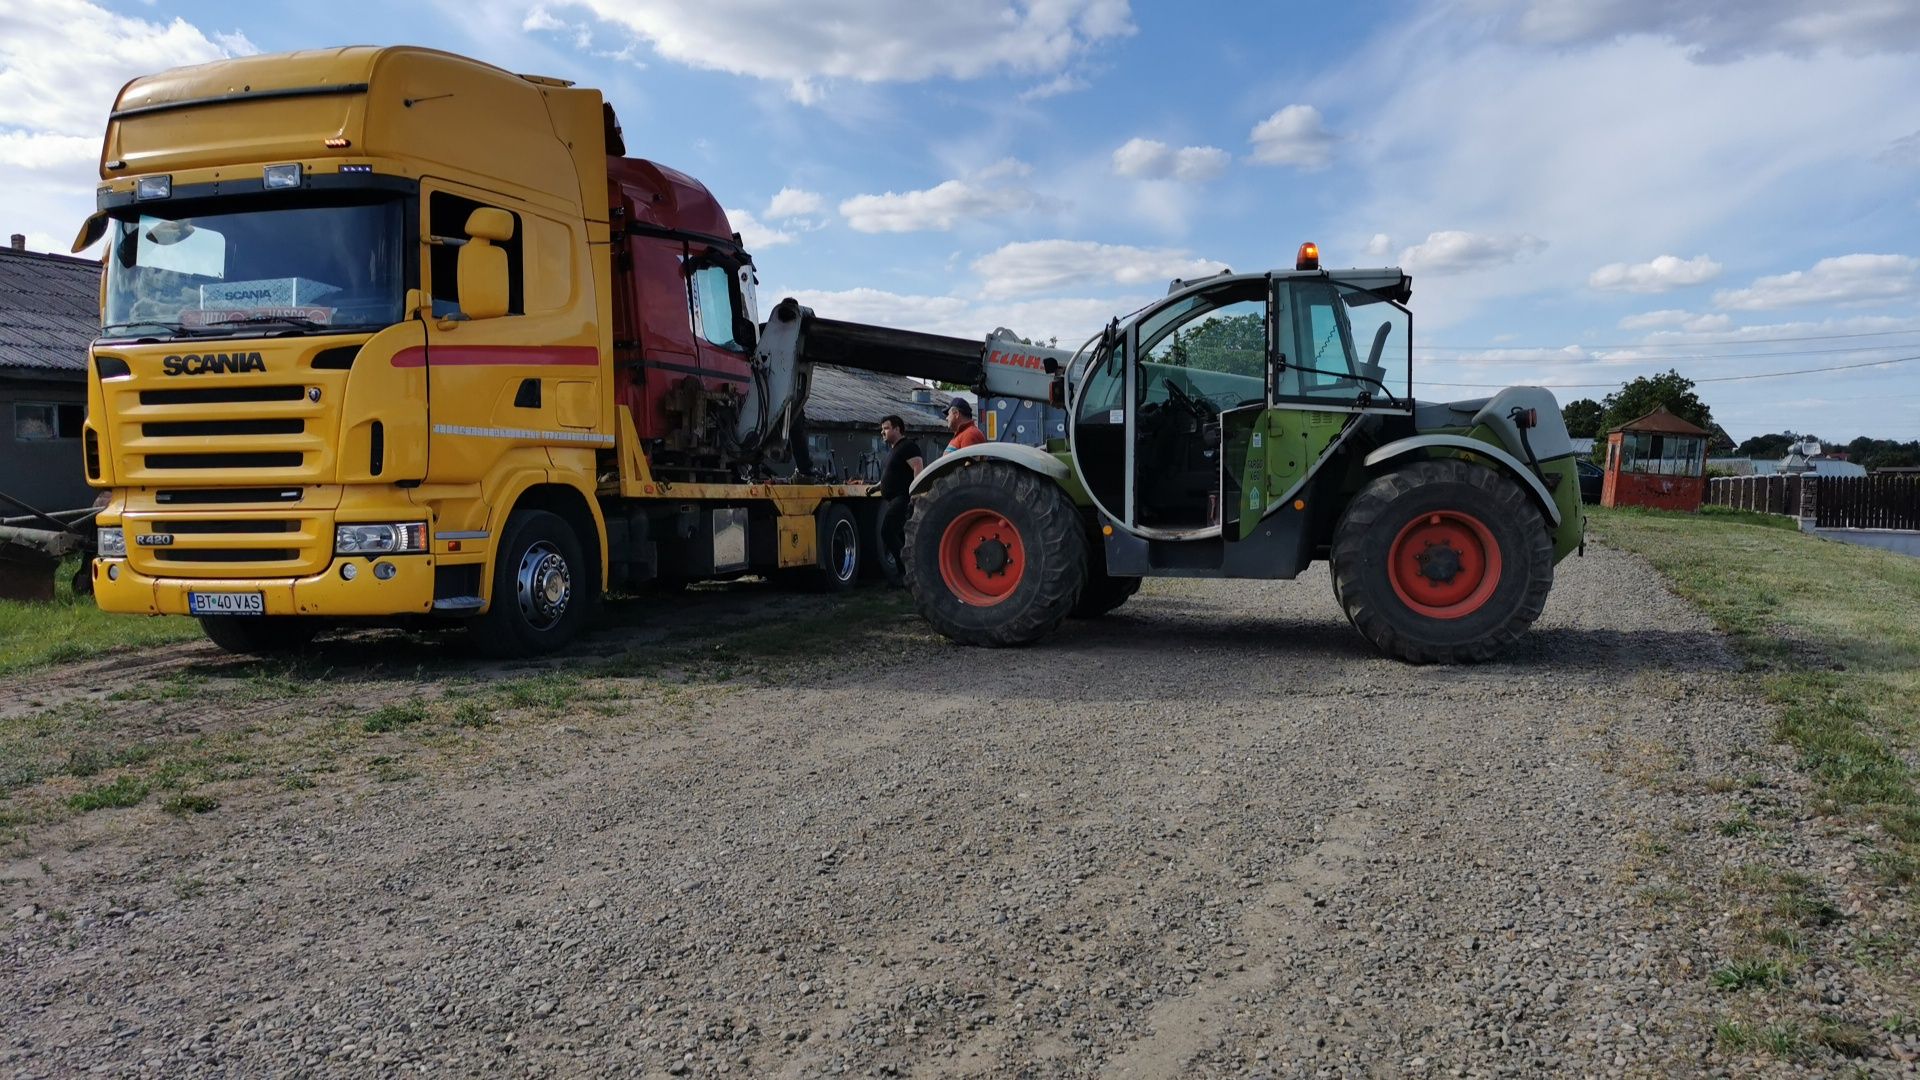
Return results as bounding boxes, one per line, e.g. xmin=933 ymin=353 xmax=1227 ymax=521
xmin=5 ymin=0 xmax=1920 ymax=443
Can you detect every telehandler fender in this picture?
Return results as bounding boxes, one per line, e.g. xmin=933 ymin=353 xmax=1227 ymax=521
xmin=908 ymin=442 xmax=1071 ymax=497
xmin=1362 ymin=436 xmax=1562 ymax=527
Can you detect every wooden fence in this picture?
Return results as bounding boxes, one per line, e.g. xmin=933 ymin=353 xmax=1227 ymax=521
xmin=1708 ymin=474 xmax=1920 ymax=529
xmin=1707 ymin=475 xmax=1814 ymax=517
xmin=1812 ymin=476 xmax=1920 ymax=530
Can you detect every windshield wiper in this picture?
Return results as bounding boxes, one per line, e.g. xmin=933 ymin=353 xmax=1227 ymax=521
xmin=98 ymin=320 xmax=222 ymax=338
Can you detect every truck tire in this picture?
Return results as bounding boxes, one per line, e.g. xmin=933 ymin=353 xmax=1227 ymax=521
xmin=471 ymin=509 xmax=590 ymax=658
xmin=198 ymin=616 xmax=319 ymax=656
xmin=808 ymin=503 xmax=862 ymax=592
xmin=1331 ymin=459 xmax=1553 ymax=664
xmin=1070 ymin=564 xmax=1141 ymax=618
xmin=904 ymin=462 xmax=1086 ymax=647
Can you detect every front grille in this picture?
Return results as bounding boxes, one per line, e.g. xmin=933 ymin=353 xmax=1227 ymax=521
xmin=157 ymin=488 xmax=303 ymax=505
xmin=123 ymin=512 xmax=328 ymax=577
xmin=162 ymin=519 xmax=300 ymax=535
xmin=146 ymin=452 xmax=304 ymax=470
xmin=143 ymin=419 xmax=305 ymax=438
xmin=139 ymin=385 xmax=306 ymax=406
xmin=152 ymin=548 xmax=298 ymax=563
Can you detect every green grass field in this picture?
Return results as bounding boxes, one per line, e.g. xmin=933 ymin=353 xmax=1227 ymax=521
xmin=0 ymin=558 xmax=200 ymax=677
xmin=1592 ymin=504 xmax=1920 ymax=866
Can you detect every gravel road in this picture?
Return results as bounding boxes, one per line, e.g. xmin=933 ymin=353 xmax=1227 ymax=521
xmin=1 ymin=543 xmax=1903 ymax=1076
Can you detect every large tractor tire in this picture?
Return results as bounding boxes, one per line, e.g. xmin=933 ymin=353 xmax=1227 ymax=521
xmin=1071 ymin=564 xmax=1141 ymax=619
xmin=904 ymin=462 xmax=1087 ymax=647
xmin=471 ymin=509 xmax=592 ymax=658
xmin=199 ymin=616 xmax=320 ymax=657
xmin=1330 ymin=458 xmax=1553 ymax=664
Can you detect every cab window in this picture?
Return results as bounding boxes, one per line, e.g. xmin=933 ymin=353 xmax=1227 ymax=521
xmin=428 ymin=192 xmax=523 ymax=318
xmin=689 ymin=264 xmax=740 ymax=350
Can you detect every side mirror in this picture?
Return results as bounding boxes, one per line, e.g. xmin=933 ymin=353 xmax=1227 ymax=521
xmin=457 ymin=208 xmax=514 ymax=320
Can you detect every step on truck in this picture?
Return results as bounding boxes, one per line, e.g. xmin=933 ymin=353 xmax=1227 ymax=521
xmin=78 ymin=46 xmax=1580 ymax=663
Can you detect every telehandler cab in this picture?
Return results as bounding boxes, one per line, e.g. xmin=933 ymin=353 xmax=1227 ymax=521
xmin=901 ymin=245 xmax=1584 ymax=663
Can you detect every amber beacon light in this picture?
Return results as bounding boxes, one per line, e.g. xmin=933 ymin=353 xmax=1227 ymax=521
xmin=1295 ymin=241 xmax=1320 ymax=271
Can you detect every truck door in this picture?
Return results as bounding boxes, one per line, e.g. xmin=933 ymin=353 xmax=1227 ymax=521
xmin=419 ymin=183 xmax=601 ymax=484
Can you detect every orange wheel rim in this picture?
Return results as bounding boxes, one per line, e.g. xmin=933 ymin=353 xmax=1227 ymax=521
xmin=1386 ymin=510 xmax=1502 ymax=620
xmin=938 ymin=509 xmax=1025 ymax=606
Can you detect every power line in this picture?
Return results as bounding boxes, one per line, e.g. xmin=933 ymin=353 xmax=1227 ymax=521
xmin=1419 ymin=327 xmax=1920 ymax=351
xmin=1417 ymin=341 xmax=1920 ymax=364
xmin=1417 ymin=353 xmax=1920 ymax=390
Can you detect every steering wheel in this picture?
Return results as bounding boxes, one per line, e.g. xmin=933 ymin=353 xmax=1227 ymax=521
xmin=1163 ymin=378 xmax=1210 ymax=420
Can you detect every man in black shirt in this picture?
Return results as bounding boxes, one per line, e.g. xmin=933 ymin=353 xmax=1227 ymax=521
xmin=878 ymin=414 xmax=924 ymax=582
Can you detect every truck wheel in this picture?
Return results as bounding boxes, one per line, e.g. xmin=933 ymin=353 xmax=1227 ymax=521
xmin=1070 ymin=564 xmax=1141 ymax=619
xmin=471 ymin=509 xmax=590 ymax=658
xmin=904 ymin=462 xmax=1086 ymax=647
xmin=1331 ymin=459 xmax=1553 ymax=664
xmin=809 ymin=504 xmax=861 ymax=592
xmin=198 ymin=616 xmax=320 ymax=657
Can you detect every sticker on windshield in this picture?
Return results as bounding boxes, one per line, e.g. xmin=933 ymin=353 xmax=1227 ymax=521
xmin=1109 ymin=409 xmax=1124 ymax=424
xmin=182 ymin=306 xmax=335 ymax=328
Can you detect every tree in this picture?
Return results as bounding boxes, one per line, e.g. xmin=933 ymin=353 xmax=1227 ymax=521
xmin=1599 ymin=370 xmax=1713 ymax=435
xmin=1559 ymin=398 xmax=1603 ymax=438
xmin=1736 ymin=431 xmax=1804 ymax=459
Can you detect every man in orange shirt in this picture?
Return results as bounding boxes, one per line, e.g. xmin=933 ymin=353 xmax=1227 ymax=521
xmin=945 ymin=398 xmax=987 ymax=455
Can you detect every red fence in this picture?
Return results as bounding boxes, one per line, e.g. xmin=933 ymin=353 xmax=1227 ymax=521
xmin=1708 ymin=474 xmax=1920 ymax=529
xmin=1812 ymin=476 xmax=1920 ymax=530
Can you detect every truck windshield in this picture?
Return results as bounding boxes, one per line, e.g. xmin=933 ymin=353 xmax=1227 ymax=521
xmin=103 ymin=197 xmax=405 ymax=337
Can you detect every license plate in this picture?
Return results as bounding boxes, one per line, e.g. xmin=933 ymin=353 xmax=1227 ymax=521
xmin=188 ymin=591 xmax=264 ymax=616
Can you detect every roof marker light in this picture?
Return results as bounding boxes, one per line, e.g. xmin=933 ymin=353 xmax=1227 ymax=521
xmin=324 ymin=137 xmax=351 ymax=148
xmin=1296 ymin=242 xmax=1320 ymax=271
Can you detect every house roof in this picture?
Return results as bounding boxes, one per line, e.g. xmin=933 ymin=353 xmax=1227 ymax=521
xmin=0 ymin=245 xmax=98 ymax=379
xmin=805 ymin=364 xmax=965 ymax=432
xmin=1610 ymin=405 xmax=1707 ymax=436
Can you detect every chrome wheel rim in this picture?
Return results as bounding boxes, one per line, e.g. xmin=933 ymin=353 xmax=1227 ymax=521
xmin=515 ymin=541 xmax=571 ymax=630
xmin=830 ymin=519 xmax=858 ymax=582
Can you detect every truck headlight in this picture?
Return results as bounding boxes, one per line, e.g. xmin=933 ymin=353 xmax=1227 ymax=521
xmin=334 ymin=522 xmax=427 ymax=555
xmin=97 ymin=526 xmax=126 ymax=558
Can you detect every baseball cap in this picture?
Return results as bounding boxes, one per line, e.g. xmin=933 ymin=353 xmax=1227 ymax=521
xmin=948 ymin=397 xmax=973 ymax=418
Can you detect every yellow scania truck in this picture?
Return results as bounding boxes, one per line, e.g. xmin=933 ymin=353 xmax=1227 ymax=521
xmin=78 ymin=46 xmax=1011 ymax=657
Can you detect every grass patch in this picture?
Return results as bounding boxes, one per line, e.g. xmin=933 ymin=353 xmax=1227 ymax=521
xmin=66 ymin=775 xmax=150 ymax=812
xmin=0 ymin=558 xmax=201 ymax=676
xmin=161 ymin=792 xmax=219 ymax=815
xmin=451 ymin=700 xmax=496 ymax=728
xmin=1697 ymin=504 xmax=1803 ymax=531
xmin=363 ymin=700 xmax=429 ymax=733
xmin=1711 ymin=957 xmax=1789 ymax=991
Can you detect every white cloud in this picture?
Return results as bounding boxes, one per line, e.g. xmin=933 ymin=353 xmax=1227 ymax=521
xmin=522 ymin=5 xmax=566 ymax=32
xmin=1398 ymin=231 xmax=1546 ymax=273
xmin=1880 ymin=129 xmax=1920 ymax=166
xmin=1712 ymin=253 xmax=1920 ymax=310
xmin=1364 ymin=233 xmax=1394 ymax=258
xmin=971 ymin=239 xmax=1226 ymax=298
xmin=1110 ymin=137 xmax=1230 ymax=182
xmin=1249 ymin=105 xmax=1336 ymax=169
xmin=1477 ymin=0 xmax=1920 ymax=61
xmin=840 ymin=165 xmax=1043 ymax=233
xmin=1616 ymin=309 xmax=1732 ymax=332
xmin=765 ymin=187 xmax=824 ymax=220
xmin=545 ymin=0 xmax=1135 ymax=101
xmin=1019 ymin=72 xmax=1088 ymax=102
xmin=1588 ymin=253 xmax=1723 ymax=292
xmin=725 ymin=208 xmax=793 ymax=249
xmin=0 ymin=131 xmax=98 ymax=171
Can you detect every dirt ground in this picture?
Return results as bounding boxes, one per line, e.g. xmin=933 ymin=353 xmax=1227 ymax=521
xmin=1 ymin=544 xmax=1912 ymax=1077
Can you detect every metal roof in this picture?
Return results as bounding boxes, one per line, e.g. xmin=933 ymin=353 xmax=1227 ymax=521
xmin=0 ymin=246 xmax=98 ymax=378
xmin=1609 ymin=405 xmax=1707 ymax=436
xmin=805 ymin=364 xmax=967 ymax=432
